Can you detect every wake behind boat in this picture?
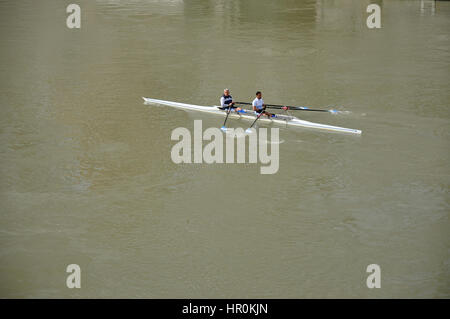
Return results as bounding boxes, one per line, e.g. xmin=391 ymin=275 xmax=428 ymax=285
xmin=142 ymin=97 xmax=362 ymax=135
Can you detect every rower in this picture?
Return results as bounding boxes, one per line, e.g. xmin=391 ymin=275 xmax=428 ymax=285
xmin=252 ymin=91 xmax=274 ymax=117
xmin=219 ymin=89 xmax=242 ymax=112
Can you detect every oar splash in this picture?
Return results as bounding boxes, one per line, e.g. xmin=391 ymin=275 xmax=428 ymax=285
xmin=245 ymin=110 xmax=265 ymax=133
xmin=220 ymin=105 xmax=233 ymax=132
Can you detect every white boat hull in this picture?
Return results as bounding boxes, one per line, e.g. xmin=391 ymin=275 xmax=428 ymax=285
xmin=143 ymin=97 xmax=362 ymax=135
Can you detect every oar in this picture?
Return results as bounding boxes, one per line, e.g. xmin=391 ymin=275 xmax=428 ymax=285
xmin=220 ymin=105 xmax=234 ymax=132
xmin=245 ymin=110 xmax=265 ymax=133
xmin=235 ymin=101 xmax=338 ymax=114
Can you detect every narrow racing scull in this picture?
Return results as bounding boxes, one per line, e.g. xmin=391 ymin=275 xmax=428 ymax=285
xmin=142 ymin=97 xmax=362 ymax=135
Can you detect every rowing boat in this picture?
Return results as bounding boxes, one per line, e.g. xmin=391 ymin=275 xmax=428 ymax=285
xmin=142 ymin=97 xmax=362 ymax=135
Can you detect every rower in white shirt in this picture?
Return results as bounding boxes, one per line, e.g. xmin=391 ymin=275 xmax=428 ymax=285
xmin=252 ymin=91 xmax=274 ymax=117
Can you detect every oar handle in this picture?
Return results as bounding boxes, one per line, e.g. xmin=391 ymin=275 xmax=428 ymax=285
xmin=266 ymin=105 xmax=329 ymax=112
xmin=235 ymin=101 xmax=333 ymax=113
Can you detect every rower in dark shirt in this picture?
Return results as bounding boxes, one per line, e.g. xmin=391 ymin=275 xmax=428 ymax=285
xmin=219 ymin=89 xmax=242 ymax=112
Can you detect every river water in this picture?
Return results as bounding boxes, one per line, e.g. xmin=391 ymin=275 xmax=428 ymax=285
xmin=0 ymin=0 xmax=449 ymax=298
